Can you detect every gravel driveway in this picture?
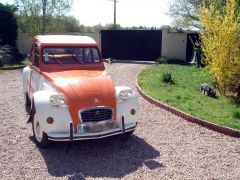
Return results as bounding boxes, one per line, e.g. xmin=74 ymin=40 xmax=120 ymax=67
xmin=0 ymin=63 xmax=239 ymax=179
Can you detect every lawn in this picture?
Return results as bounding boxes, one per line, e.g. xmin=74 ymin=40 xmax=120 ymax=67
xmin=137 ymin=64 xmax=240 ymax=130
xmin=2 ymin=58 xmax=28 ymax=68
xmin=0 ymin=70 xmax=9 ymax=74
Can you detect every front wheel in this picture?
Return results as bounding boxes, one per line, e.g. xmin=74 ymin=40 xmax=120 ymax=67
xmin=25 ymin=93 xmax=31 ymax=106
xmin=32 ymin=116 xmax=51 ymax=148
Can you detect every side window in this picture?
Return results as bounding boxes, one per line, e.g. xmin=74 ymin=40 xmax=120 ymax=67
xmin=33 ymin=46 xmax=40 ymax=68
xmin=92 ymin=48 xmax=100 ymax=63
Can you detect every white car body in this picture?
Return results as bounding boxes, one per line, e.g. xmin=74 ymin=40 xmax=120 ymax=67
xmin=23 ymin=35 xmax=139 ymax=146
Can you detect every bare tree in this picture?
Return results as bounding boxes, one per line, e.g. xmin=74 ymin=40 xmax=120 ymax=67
xmin=15 ymin=0 xmax=72 ymax=35
xmin=168 ymin=0 xmax=203 ymax=29
xmin=168 ymin=0 xmax=236 ymax=29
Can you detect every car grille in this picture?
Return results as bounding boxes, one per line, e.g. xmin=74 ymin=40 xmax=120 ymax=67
xmin=80 ymin=107 xmax=113 ymax=122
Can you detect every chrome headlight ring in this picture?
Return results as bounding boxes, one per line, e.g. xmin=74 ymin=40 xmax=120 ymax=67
xmin=119 ymin=89 xmax=133 ymax=102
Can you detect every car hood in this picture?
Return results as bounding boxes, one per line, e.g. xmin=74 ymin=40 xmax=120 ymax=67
xmin=42 ymin=70 xmax=116 ymax=132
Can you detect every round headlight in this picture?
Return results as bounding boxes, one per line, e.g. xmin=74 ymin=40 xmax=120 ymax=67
xmin=119 ymin=89 xmax=132 ymax=102
xmin=50 ymin=94 xmax=66 ymax=106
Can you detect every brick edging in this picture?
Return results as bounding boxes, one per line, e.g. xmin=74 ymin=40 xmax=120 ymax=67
xmin=136 ymin=81 xmax=240 ymax=138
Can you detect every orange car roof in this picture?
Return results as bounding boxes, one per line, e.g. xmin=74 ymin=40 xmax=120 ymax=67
xmin=34 ymin=35 xmax=97 ymax=45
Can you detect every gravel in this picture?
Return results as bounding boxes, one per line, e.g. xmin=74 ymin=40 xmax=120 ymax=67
xmin=0 ymin=63 xmax=239 ymax=179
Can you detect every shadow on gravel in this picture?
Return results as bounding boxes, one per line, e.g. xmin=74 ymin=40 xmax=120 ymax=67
xmin=35 ymin=135 xmax=162 ymax=179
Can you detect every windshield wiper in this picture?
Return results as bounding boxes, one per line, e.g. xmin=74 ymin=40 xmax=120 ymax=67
xmin=48 ymin=52 xmax=62 ymax=64
xmin=71 ymin=54 xmax=84 ymax=64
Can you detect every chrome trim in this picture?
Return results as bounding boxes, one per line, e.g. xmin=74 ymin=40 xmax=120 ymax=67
xmin=78 ymin=106 xmax=114 ymax=123
xmin=48 ymin=124 xmax=137 ymax=141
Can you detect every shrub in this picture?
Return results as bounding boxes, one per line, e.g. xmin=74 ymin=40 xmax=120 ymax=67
xmin=0 ymin=44 xmax=11 ymax=67
xmin=232 ymin=111 xmax=240 ymax=119
xmin=155 ymin=57 xmax=189 ymax=65
xmin=200 ymin=0 xmax=240 ymax=95
xmin=162 ymin=73 xmax=175 ymax=84
xmin=155 ymin=57 xmax=167 ymax=65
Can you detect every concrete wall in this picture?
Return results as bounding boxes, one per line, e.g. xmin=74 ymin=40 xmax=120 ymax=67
xmin=17 ymin=31 xmax=32 ymax=54
xmin=161 ymin=29 xmax=187 ymax=61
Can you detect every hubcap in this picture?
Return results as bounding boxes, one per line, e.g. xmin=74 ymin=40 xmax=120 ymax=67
xmin=34 ymin=119 xmax=43 ymax=142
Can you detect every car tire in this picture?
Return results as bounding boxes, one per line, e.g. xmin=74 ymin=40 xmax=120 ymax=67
xmin=25 ymin=93 xmax=31 ymax=106
xmin=32 ymin=115 xmax=51 ymax=148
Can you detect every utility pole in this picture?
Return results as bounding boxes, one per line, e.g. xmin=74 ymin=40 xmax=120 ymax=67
xmin=110 ymin=0 xmax=118 ymax=25
xmin=114 ymin=0 xmax=116 ymax=25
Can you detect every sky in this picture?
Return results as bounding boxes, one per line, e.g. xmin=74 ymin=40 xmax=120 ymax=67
xmin=1 ymin=0 xmax=173 ymax=27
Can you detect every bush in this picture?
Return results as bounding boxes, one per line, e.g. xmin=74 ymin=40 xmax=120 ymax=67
xmin=0 ymin=44 xmax=11 ymax=67
xmin=155 ymin=57 xmax=189 ymax=65
xmin=232 ymin=111 xmax=240 ymax=119
xmin=200 ymin=0 xmax=240 ymax=95
xmin=155 ymin=57 xmax=167 ymax=64
xmin=162 ymin=73 xmax=175 ymax=84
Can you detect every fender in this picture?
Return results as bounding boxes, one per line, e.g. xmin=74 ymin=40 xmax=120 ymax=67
xmin=31 ymin=90 xmax=72 ymax=134
xmin=23 ymin=66 xmax=31 ymax=93
xmin=115 ymin=86 xmax=139 ymax=128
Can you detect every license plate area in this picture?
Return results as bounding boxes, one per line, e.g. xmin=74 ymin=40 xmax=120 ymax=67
xmin=77 ymin=120 xmax=116 ymax=133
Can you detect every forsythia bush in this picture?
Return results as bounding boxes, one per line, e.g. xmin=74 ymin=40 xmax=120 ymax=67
xmin=200 ymin=0 xmax=240 ymax=95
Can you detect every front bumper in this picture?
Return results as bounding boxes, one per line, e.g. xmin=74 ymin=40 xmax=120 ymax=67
xmin=47 ymin=120 xmax=137 ymax=141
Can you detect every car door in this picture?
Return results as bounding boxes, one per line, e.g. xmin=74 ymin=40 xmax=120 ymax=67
xmin=29 ymin=44 xmax=42 ymax=99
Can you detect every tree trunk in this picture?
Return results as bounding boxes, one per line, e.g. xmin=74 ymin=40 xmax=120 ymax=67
xmin=42 ymin=0 xmax=47 ymax=34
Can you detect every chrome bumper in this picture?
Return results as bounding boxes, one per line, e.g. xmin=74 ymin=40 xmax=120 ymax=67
xmin=47 ymin=117 xmax=137 ymax=141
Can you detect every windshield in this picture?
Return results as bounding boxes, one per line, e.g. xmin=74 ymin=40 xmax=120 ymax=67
xmin=42 ymin=47 xmax=101 ymax=64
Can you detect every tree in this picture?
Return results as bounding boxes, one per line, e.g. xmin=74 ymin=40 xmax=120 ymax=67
xmin=169 ymin=0 xmax=201 ymax=29
xmin=169 ymin=0 xmax=240 ymax=29
xmin=104 ymin=23 xmax=122 ymax=30
xmin=0 ymin=3 xmax=18 ymax=47
xmin=200 ymin=0 xmax=240 ymax=96
xmin=63 ymin=16 xmax=81 ymax=32
xmin=15 ymin=0 xmax=72 ymax=35
xmin=0 ymin=3 xmax=20 ymax=64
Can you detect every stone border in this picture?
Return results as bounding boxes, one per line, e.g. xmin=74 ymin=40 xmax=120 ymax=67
xmin=136 ymin=80 xmax=240 ymax=138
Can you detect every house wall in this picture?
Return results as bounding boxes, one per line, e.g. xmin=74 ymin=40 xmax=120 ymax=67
xmin=161 ymin=29 xmax=187 ymax=61
xmin=17 ymin=31 xmax=32 ymax=54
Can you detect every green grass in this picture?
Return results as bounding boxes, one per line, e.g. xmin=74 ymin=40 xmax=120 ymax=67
xmin=0 ymin=70 xmax=9 ymax=74
xmin=3 ymin=58 xmax=28 ymax=68
xmin=138 ymin=64 xmax=240 ymax=130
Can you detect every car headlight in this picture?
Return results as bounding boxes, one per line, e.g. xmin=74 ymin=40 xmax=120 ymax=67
xmin=49 ymin=94 xmax=67 ymax=107
xmin=119 ymin=89 xmax=133 ymax=102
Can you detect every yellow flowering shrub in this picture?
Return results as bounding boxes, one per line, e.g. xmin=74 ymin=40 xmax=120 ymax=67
xmin=199 ymin=0 xmax=240 ymax=95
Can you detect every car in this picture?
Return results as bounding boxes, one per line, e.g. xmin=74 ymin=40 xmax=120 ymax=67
xmin=23 ymin=35 xmax=139 ymax=148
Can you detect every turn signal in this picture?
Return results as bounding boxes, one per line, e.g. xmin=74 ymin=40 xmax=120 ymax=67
xmin=131 ymin=109 xmax=136 ymax=115
xmin=47 ymin=117 xmax=54 ymax=124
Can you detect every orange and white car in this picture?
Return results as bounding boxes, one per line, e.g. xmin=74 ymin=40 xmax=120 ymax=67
xmin=23 ymin=35 xmax=139 ymax=148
